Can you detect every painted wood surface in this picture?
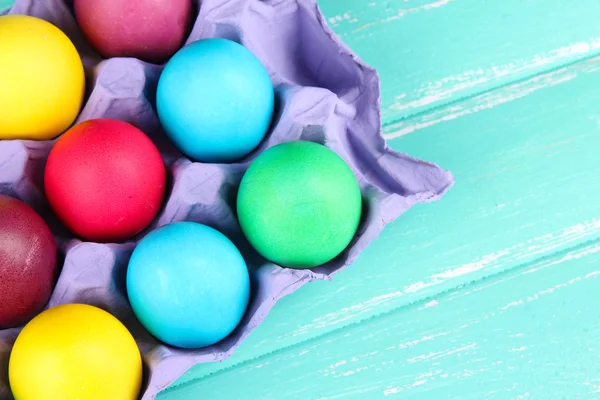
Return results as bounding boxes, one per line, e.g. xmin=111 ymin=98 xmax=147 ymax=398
xmin=160 ymin=242 xmax=600 ymax=399
xmin=159 ymin=53 xmax=600 ymax=399
xmin=3 ymin=0 xmax=600 ymax=399
xmin=318 ymin=0 xmax=600 ymax=133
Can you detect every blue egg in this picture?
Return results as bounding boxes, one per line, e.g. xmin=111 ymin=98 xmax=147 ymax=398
xmin=156 ymin=38 xmax=274 ymax=163
xmin=126 ymin=222 xmax=250 ymax=349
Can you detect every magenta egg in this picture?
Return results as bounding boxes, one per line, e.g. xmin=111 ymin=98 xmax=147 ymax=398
xmin=0 ymin=195 xmax=58 ymax=328
xmin=74 ymin=0 xmax=193 ymax=64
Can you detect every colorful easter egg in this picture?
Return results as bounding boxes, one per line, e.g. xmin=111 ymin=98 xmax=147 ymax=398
xmin=74 ymin=0 xmax=193 ymax=64
xmin=44 ymin=119 xmax=166 ymax=242
xmin=127 ymin=222 xmax=250 ymax=348
xmin=0 ymin=195 xmax=58 ymax=328
xmin=237 ymin=141 xmax=362 ymax=269
xmin=157 ymin=38 xmax=274 ymax=163
xmin=0 ymin=15 xmax=85 ymax=140
xmin=9 ymin=304 xmax=142 ymax=400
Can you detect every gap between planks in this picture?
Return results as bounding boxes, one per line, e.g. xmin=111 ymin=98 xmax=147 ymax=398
xmin=161 ymin=224 xmax=600 ymax=396
xmin=382 ymin=52 xmax=600 ymax=139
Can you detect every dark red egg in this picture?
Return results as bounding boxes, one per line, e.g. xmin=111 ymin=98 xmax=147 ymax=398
xmin=0 ymin=195 xmax=58 ymax=328
xmin=44 ymin=118 xmax=166 ymax=243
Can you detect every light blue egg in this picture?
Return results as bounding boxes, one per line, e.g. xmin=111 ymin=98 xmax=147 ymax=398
xmin=156 ymin=38 xmax=274 ymax=163
xmin=126 ymin=221 xmax=250 ymax=349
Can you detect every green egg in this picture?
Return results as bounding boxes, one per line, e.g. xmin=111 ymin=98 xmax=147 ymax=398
xmin=237 ymin=141 xmax=362 ymax=269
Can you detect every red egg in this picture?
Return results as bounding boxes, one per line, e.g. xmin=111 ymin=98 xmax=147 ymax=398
xmin=0 ymin=195 xmax=58 ymax=328
xmin=74 ymin=0 xmax=193 ymax=64
xmin=44 ymin=119 xmax=166 ymax=242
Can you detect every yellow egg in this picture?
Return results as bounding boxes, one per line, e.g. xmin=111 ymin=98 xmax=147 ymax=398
xmin=0 ymin=15 xmax=85 ymax=140
xmin=9 ymin=304 xmax=142 ymax=400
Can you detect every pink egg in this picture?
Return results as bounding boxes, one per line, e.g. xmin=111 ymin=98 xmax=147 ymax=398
xmin=74 ymin=0 xmax=193 ymax=64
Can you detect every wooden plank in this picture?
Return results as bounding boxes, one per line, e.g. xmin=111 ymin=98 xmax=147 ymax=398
xmin=159 ymin=239 xmax=600 ymax=399
xmin=5 ymin=0 xmax=600 ymax=127
xmin=318 ymin=0 xmax=600 ymax=127
xmin=163 ymin=55 xmax=600 ymax=391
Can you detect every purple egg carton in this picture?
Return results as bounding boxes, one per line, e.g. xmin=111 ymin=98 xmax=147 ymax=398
xmin=0 ymin=0 xmax=454 ymax=398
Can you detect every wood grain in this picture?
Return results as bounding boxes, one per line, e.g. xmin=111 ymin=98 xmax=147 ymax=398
xmin=160 ymin=241 xmax=600 ymax=399
xmin=161 ymin=53 xmax=600 ymax=397
xmin=318 ymin=0 xmax=600 ymax=130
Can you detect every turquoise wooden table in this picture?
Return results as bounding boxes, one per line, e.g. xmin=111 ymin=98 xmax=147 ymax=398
xmin=5 ymin=0 xmax=600 ymax=398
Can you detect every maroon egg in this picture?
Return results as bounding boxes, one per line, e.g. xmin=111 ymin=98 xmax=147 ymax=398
xmin=74 ymin=0 xmax=193 ymax=64
xmin=0 ymin=195 xmax=58 ymax=328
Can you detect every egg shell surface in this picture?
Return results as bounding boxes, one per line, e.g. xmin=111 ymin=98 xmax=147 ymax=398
xmin=44 ymin=118 xmax=166 ymax=243
xmin=157 ymin=38 xmax=274 ymax=163
xmin=9 ymin=303 xmax=142 ymax=400
xmin=73 ymin=0 xmax=193 ymax=64
xmin=0 ymin=195 xmax=57 ymax=329
xmin=0 ymin=15 xmax=85 ymax=140
xmin=237 ymin=141 xmax=362 ymax=269
xmin=127 ymin=222 xmax=250 ymax=349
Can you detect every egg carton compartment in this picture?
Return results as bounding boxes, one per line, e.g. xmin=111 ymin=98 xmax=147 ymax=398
xmin=0 ymin=0 xmax=454 ymax=399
